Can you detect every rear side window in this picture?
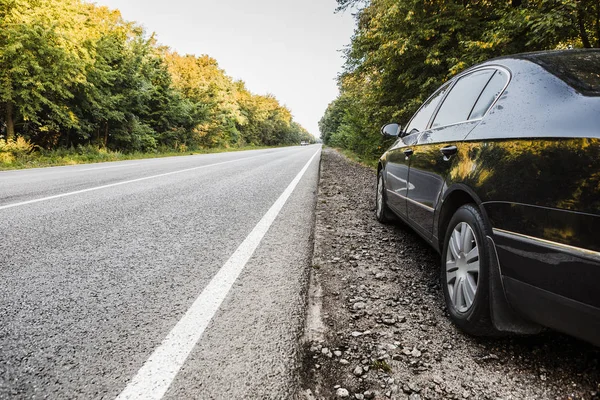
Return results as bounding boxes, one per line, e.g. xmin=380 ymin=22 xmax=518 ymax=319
xmin=469 ymin=69 xmax=509 ymax=119
xmin=405 ymin=83 xmax=450 ymax=134
xmin=431 ymin=69 xmax=495 ymax=128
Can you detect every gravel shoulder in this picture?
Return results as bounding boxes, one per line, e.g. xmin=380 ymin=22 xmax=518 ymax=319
xmin=300 ymin=148 xmax=600 ymax=400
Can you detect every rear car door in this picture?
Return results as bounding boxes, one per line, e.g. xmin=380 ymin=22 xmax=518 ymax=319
xmin=406 ymin=68 xmax=503 ymax=241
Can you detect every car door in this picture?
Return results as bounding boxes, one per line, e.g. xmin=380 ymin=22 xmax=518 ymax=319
xmin=406 ymin=68 xmax=499 ymax=240
xmin=385 ymin=83 xmax=450 ymax=218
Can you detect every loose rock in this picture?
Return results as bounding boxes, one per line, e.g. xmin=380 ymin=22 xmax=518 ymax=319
xmin=300 ymin=149 xmax=600 ymax=400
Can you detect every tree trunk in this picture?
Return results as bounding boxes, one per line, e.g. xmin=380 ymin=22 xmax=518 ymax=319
xmin=578 ymin=4 xmax=592 ymax=48
xmin=104 ymin=122 xmax=109 ymax=148
xmin=5 ymin=102 xmax=15 ymax=141
xmin=596 ymin=0 xmax=600 ymax=47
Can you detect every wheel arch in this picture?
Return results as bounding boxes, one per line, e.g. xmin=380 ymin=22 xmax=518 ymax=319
xmin=436 ymin=184 xmax=488 ymax=251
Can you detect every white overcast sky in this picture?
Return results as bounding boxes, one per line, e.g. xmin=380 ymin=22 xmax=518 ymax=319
xmin=93 ymin=0 xmax=356 ymax=137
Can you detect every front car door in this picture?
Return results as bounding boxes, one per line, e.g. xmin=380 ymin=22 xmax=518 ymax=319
xmin=384 ymin=83 xmax=450 ymax=218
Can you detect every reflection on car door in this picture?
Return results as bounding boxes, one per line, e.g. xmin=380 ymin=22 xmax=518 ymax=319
xmin=385 ymin=84 xmax=450 ymax=218
xmin=407 ymin=123 xmax=480 ymax=238
xmin=385 ymin=134 xmax=416 ymax=217
xmin=406 ymin=69 xmax=498 ymax=239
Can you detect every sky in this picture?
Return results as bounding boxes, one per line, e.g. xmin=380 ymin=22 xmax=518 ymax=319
xmin=93 ymin=0 xmax=356 ymax=137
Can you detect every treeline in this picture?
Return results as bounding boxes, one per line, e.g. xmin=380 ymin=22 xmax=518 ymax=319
xmin=321 ymin=0 xmax=600 ymax=159
xmin=0 ymin=0 xmax=314 ymax=153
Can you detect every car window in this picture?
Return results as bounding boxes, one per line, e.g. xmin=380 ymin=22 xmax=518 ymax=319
xmin=469 ymin=69 xmax=509 ymax=119
xmin=405 ymin=83 xmax=450 ymax=134
xmin=431 ymin=69 xmax=495 ymax=128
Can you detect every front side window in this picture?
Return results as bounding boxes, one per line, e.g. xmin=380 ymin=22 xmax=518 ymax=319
xmin=405 ymin=83 xmax=450 ymax=134
xmin=432 ymin=69 xmax=495 ymax=128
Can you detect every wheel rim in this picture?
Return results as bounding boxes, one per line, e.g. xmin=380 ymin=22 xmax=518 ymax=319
xmin=446 ymin=222 xmax=480 ymax=312
xmin=377 ymin=175 xmax=384 ymax=218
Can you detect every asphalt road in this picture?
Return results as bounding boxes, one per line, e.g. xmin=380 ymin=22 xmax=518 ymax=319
xmin=0 ymin=145 xmax=321 ymax=399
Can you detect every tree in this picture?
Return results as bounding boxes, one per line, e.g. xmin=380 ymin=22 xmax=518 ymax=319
xmin=323 ymin=0 xmax=600 ymax=159
xmin=0 ymin=0 xmax=90 ymax=141
xmin=0 ymin=0 xmax=309 ymax=152
xmin=165 ymin=52 xmax=243 ymax=148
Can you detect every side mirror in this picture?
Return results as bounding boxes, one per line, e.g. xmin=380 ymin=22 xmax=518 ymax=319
xmin=381 ymin=123 xmax=401 ymax=137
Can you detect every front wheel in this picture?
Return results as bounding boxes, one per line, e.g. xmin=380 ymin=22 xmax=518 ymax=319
xmin=441 ymin=204 xmax=498 ymax=336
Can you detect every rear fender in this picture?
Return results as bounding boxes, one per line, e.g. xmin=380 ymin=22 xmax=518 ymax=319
xmin=486 ymin=235 xmax=543 ymax=334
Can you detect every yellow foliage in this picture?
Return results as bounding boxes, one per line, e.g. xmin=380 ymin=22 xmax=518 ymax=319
xmin=0 ymin=137 xmax=35 ymax=155
xmin=0 ymin=152 xmax=15 ymax=164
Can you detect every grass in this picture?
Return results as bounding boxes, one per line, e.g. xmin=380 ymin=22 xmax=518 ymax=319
xmin=0 ymin=144 xmax=288 ymax=171
xmin=326 ymin=146 xmax=378 ymax=170
xmin=372 ymin=359 xmax=392 ymax=372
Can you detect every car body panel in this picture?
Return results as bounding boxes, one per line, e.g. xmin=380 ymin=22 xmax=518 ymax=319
xmin=494 ymin=228 xmax=600 ymax=308
xmin=406 ymin=121 xmax=480 ymax=239
xmin=503 ymin=276 xmax=600 ymax=347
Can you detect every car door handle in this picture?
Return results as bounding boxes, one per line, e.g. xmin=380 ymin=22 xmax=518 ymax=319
xmin=440 ymin=145 xmax=457 ymax=157
xmin=403 ymin=148 xmax=414 ymax=157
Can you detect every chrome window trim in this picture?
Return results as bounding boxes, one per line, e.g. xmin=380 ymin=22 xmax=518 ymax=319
xmin=428 ymin=66 xmax=512 ymax=131
xmin=401 ymin=65 xmax=512 ymax=137
xmin=424 ymin=118 xmax=482 ymax=133
xmin=469 ymin=66 xmax=512 ymax=121
xmin=404 ymin=81 xmax=453 ymax=135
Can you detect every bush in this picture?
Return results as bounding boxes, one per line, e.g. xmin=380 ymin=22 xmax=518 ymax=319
xmin=0 ymin=137 xmax=36 ymax=164
xmin=0 ymin=137 xmax=35 ymax=155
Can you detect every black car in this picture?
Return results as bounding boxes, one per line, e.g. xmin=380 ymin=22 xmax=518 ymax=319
xmin=376 ymin=50 xmax=600 ymax=345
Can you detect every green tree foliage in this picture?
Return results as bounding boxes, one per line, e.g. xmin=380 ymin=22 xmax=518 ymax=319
xmin=0 ymin=0 xmax=312 ymax=151
xmin=0 ymin=0 xmax=90 ymax=141
xmin=322 ymin=0 xmax=600 ymax=159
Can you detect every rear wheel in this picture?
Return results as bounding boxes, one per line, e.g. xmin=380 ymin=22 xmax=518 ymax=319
xmin=441 ymin=204 xmax=498 ymax=336
xmin=376 ymin=170 xmax=395 ymax=223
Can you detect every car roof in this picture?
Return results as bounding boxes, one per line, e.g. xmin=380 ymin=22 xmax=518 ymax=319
xmin=480 ymin=49 xmax=600 ymax=96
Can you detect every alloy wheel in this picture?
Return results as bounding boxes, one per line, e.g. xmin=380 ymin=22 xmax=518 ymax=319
xmin=446 ymin=222 xmax=480 ymax=312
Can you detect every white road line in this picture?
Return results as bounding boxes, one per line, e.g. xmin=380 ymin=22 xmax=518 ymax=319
xmin=0 ymin=153 xmax=270 ymax=211
xmin=116 ymin=149 xmax=320 ymax=400
xmin=77 ymin=163 xmax=140 ymax=172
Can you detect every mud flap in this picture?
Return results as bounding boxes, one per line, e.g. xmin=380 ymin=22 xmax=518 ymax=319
xmin=486 ymin=236 xmax=543 ymax=334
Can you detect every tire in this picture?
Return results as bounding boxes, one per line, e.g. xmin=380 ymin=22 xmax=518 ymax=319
xmin=441 ymin=204 xmax=499 ymax=336
xmin=376 ymin=169 xmax=395 ymax=223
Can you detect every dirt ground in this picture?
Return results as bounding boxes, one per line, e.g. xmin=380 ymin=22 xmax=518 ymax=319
xmin=299 ymin=148 xmax=600 ymax=400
